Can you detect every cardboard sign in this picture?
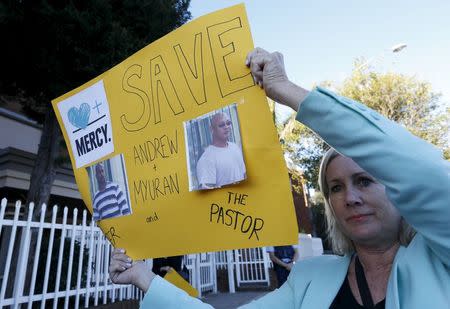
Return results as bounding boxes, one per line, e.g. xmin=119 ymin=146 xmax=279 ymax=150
xmin=164 ymin=268 xmax=199 ymax=298
xmin=52 ymin=4 xmax=298 ymax=259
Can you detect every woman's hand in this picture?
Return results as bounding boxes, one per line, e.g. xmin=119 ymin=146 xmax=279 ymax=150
xmin=246 ymin=47 xmax=309 ymax=111
xmin=246 ymin=47 xmax=289 ymax=94
xmin=109 ymin=248 xmax=155 ymax=293
xmin=160 ymin=266 xmax=171 ymax=272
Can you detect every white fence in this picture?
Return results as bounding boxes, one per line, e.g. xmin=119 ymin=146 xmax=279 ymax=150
xmin=0 ymin=197 xmax=323 ymax=308
xmin=184 ymin=253 xmax=217 ymax=296
xmin=234 ymin=248 xmax=271 ymax=287
xmin=0 ymin=199 xmax=227 ymax=307
xmin=0 ymin=198 xmax=144 ymax=309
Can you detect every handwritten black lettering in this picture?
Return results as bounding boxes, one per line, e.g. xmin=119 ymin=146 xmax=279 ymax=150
xmin=150 ymin=55 xmax=185 ymax=124
xmin=120 ymin=64 xmax=152 ymax=132
xmin=173 ymin=32 xmax=207 ymax=105
xmin=133 ymin=130 xmax=179 ymax=166
xmin=133 ymin=173 xmax=180 ymax=204
xmin=207 ymin=17 xmax=254 ymax=97
xmin=227 ymin=191 xmax=248 ymax=205
xmin=209 ymin=203 xmax=264 ymax=240
xmin=105 ymin=227 xmax=121 ymax=246
xmin=119 ymin=16 xmax=255 ymax=130
xmin=146 ymin=211 xmax=159 ymax=223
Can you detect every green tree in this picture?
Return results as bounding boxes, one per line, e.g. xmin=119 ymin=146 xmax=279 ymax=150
xmin=0 ymin=0 xmax=191 ymax=213
xmin=280 ymin=117 xmax=328 ymax=191
xmin=341 ymin=60 xmax=449 ymax=158
xmin=268 ymin=99 xmax=308 ymax=195
xmin=280 ymin=62 xmax=449 ymax=191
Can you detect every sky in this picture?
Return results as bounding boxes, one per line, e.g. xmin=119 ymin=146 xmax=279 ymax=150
xmin=189 ymin=0 xmax=450 ymax=115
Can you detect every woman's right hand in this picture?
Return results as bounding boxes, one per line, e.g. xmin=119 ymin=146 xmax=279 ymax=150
xmin=109 ymin=248 xmax=155 ymax=293
xmin=246 ymin=47 xmax=309 ymax=111
xmin=245 ymin=47 xmax=289 ymax=97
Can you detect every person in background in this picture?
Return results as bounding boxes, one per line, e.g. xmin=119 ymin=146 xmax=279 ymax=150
xmin=267 ymin=245 xmax=299 ymax=287
xmin=152 ymin=256 xmax=183 ymax=278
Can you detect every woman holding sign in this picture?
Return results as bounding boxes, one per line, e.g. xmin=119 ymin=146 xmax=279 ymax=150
xmin=109 ymin=48 xmax=449 ymax=308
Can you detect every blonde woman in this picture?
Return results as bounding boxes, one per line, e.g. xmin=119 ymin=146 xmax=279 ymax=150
xmin=109 ymin=48 xmax=449 ymax=308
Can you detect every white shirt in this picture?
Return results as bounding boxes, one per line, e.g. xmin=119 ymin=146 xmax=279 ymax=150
xmin=196 ymin=142 xmax=246 ymax=188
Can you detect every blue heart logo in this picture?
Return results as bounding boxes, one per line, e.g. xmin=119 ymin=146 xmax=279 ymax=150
xmin=68 ymin=103 xmax=91 ymax=130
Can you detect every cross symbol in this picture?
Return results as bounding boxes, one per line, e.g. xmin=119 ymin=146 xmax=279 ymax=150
xmin=92 ymin=100 xmax=102 ymax=113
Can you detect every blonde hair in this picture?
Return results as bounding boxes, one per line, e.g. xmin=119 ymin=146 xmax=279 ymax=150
xmin=318 ymin=148 xmax=415 ymax=255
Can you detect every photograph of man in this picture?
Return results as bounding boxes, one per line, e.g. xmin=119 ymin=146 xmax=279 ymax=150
xmin=88 ymin=155 xmax=132 ymax=221
xmin=196 ymin=112 xmax=246 ymax=189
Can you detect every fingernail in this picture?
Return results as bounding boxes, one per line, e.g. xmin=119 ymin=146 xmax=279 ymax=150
xmin=120 ymin=249 xmax=125 ymax=253
xmin=127 ymin=257 xmax=132 ymax=262
xmin=258 ymin=81 xmax=263 ymax=88
xmin=245 ymin=59 xmax=249 ymax=66
xmin=126 ymin=263 xmax=132 ymax=267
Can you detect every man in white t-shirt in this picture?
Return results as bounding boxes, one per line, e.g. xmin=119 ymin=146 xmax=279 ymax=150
xmin=196 ymin=112 xmax=246 ymax=189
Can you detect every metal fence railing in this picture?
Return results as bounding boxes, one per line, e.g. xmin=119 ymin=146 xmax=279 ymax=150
xmin=0 ymin=198 xmax=218 ymax=307
xmin=0 ymin=197 xmax=323 ymax=308
xmin=0 ymin=198 xmax=144 ymax=309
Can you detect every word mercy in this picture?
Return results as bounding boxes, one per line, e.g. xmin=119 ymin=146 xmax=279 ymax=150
xmin=75 ymin=124 xmax=110 ymax=156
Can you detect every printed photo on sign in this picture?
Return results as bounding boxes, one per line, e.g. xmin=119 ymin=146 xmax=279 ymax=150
xmin=86 ymin=154 xmax=132 ymax=221
xmin=57 ymin=80 xmax=114 ymax=168
xmin=184 ymin=104 xmax=246 ymax=191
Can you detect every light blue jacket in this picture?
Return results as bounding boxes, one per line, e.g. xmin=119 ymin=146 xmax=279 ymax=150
xmin=141 ymin=87 xmax=450 ymax=308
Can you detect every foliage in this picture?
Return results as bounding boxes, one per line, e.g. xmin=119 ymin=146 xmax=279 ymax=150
xmin=0 ymin=0 xmax=192 ymax=119
xmin=268 ymin=99 xmax=307 ymax=194
xmin=0 ymin=0 xmax=192 ymax=207
xmin=280 ymin=117 xmax=328 ymax=191
xmin=279 ymin=62 xmax=449 ymax=192
xmin=288 ymin=171 xmax=305 ymax=196
xmin=341 ymin=60 xmax=449 ymax=157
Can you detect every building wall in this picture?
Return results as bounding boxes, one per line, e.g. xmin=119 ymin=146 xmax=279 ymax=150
xmin=0 ymin=112 xmax=41 ymax=154
xmin=0 ymin=108 xmax=81 ymax=201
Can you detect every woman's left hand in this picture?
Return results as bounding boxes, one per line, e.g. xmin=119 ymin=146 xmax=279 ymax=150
xmin=109 ymin=248 xmax=155 ymax=293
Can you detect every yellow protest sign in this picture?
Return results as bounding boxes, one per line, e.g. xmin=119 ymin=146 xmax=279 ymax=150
xmin=164 ymin=268 xmax=199 ymax=298
xmin=52 ymin=4 xmax=298 ymax=259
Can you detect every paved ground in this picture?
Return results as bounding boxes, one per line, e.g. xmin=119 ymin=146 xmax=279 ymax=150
xmin=90 ymin=291 xmax=270 ymax=308
xmin=202 ymin=291 xmax=269 ymax=309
